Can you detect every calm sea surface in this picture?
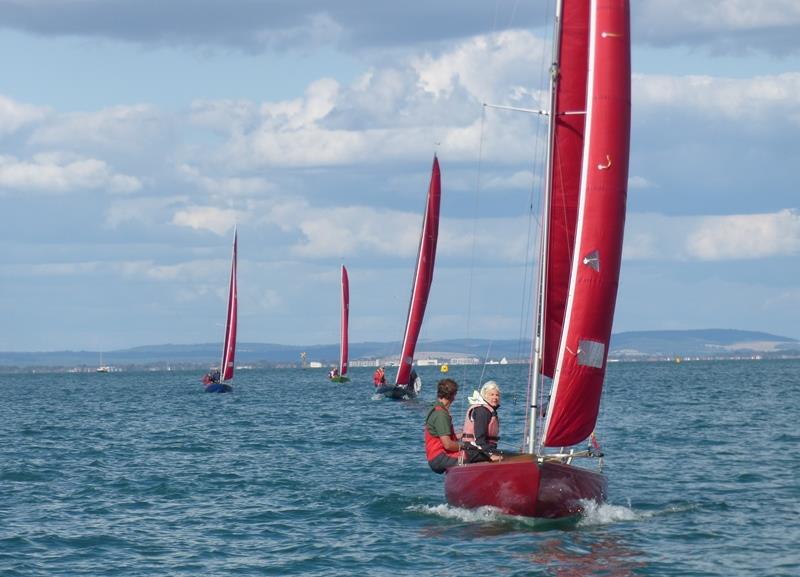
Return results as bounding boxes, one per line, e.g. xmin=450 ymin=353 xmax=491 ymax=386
xmin=1 ymin=360 xmax=798 ymax=576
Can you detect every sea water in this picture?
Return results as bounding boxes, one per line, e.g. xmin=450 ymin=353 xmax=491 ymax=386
xmin=1 ymin=360 xmax=797 ymax=576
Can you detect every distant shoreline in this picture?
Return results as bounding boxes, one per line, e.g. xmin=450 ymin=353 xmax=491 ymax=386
xmin=3 ymin=352 xmax=799 ymax=375
xmin=2 ymin=330 xmax=799 ymax=373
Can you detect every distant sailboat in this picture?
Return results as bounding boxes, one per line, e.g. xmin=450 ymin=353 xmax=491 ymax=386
xmin=96 ymin=352 xmax=111 ymax=373
xmin=329 ymin=265 xmax=350 ymax=383
xmin=443 ymin=0 xmax=631 ymax=518
xmin=202 ymin=228 xmax=238 ymax=393
xmin=377 ymin=155 xmax=441 ymax=399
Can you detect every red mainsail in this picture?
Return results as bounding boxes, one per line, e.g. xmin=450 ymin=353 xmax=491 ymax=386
xmin=395 ymin=156 xmax=441 ymax=386
xmin=542 ymin=0 xmax=631 ymax=447
xmin=339 ymin=265 xmax=349 ymax=376
xmin=220 ymin=229 xmax=238 ymax=382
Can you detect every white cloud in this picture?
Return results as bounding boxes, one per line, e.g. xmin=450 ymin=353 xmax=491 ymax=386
xmin=412 ymin=30 xmax=547 ymax=104
xmin=0 ymin=94 xmax=49 ymax=136
xmin=482 ymin=170 xmax=537 ymax=191
xmin=629 ymin=175 xmax=655 ymax=189
xmin=289 ymin=206 xmax=422 ymax=258
xmin=686 ymin=209 xmax=800 ymax=260
xmin=190 ymin=99 xmax=259 ymax=133
xmin=634 ymin=72 xmax=800 ymax=124
xmin=640 ymin=0 xmax=800 ymax=32
xmin=13 ymin=258 xmax=229 ymax=284
xmin=246 ymin=126 xmax=373 ymax=167
xmin=116 ymin=259 xmax=220 ymax=281
xmin=256 ymin=197 xmax=311 ymax=233
xmin=253 ymin=11 xmax=344 ymax=50
xmin=249 ymin=195 xmax=533 ymax=262
xmin=172 ymin=206 xmax=241 ymax=235
xmin=105 ymin=166 xmax=272 ymax=231
xmin=105 ymin=195 xmax=189 ymax=228
xmin=634 ymin=0 xmax=800 ymax=56
xmin=624 ymin=209 xmax=800 ymax=261
xmin=25 ymin=261 xmax=100 ymax=276
xmin=0 ymin=152 xmax=141 ymax=194
xmin=29 ymin=104 xmax=167 ymax=152
xmin=442 ymin=216 xmax=533 ymax=263
xmin=192 ymin=29 xmax=550 ymax=169
xmin=177 ymin=164 xmax=274 ymax=196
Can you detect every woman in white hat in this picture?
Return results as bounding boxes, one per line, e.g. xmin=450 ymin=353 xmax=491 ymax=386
xmin=461 ymin=380 xmax=504 ymax=463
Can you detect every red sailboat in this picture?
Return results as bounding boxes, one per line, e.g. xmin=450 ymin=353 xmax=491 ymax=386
xmin=444 ymin=0 xmax=631 ymax=518
xmin=329 ymin=265 xmax=350 ymax=383
xmin=202 ymin=228 xmax=238 ymax=393
xmin=377 ymin=156 xmax=441 ymax=399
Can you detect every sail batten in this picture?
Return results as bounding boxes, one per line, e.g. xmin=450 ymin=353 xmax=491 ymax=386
xmin=395 ymin=156 xmax=441 ymax=386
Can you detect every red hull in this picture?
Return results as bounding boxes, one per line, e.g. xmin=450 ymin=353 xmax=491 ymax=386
xmin=443 ymin=457 xmax=606 ymax=518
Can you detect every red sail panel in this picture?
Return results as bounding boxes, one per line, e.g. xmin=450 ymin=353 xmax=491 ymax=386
xmin=221 ymin=230 xmax=238 ymax=382
xmin=339 ymin=265 xmax=349 ymax=376
xmin=542 ymin=0 xmax=590 ymax=378
xmin=395 ymin=156 xmax=441 ymax=386
xmin=543 ymin=0 xmax=630 ymax=447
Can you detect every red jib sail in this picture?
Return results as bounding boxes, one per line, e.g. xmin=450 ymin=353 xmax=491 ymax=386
xmin=339 ymin=265 xmax=349 ymax=376
xmin=395 ymin=156 xmax=441 ymax=386
xmin=542 ymin=0 xmax=589 ymax=379
xmin=542 ymin=0 xmax=631 ymax=447
xmin=220 ymin=229 xmax=238 ymax=382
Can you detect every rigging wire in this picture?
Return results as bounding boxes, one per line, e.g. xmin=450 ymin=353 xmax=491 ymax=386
xmin=459 ymin=0 xmax=556 ymax=438
xmin=461 ymin=0 xmax=552 ymax=424
xmin=454 ymin=104 xmax=490 ymax=420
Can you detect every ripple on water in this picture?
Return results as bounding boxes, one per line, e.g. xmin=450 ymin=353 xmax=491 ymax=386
xmin=1 ymin=364 xmax=798 ymax=577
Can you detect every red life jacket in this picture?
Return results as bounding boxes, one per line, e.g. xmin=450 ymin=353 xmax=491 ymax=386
xmin=461 ymin=403 xmax=500 ymax=447
xmin=424 ymin=404 xmax=461 ymax=462
xmin=373 ymin=369 xmax=385 ymax=385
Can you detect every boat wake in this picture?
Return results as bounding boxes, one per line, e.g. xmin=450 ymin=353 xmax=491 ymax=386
xmin=410 ymin=503 xmax=507 ymax=523
xmin=413 ymin=500 xmax=641 ymax=529
xmin=577 ymin=500 xmax=640 ymax=526
xmin=411 ymin=503 xmax=585 ymax=531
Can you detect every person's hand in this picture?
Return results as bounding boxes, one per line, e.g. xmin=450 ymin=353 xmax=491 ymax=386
xmin=490 ymin=454 xmax=503 ymax=462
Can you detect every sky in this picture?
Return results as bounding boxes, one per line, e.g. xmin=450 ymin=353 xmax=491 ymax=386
xmin=1 ymin=0 xmax=799 ymax=353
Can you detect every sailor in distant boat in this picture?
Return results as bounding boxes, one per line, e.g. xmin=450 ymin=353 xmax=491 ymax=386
xmin=373 ymin=367 xmax=386 ymax=387
xmin=461 ymin=381 xmax=504 ymax=464
xmin=424 ymin=378 xmax=463 ymax=473
xmin=203 ymin=369 xmax=221 ymax=384
xmin=329 ymin=367 xmax=338 ymax=379
xmin=407 ymin=369 xmax=420 ymax=392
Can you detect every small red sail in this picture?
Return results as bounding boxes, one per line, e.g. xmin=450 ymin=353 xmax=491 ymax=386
xmin=339 ymin=265 xmax=349 ymax=376
xmin=220 ymin=229 xmax=238 ymax=382
xmin=395 ymin=156 xmax=441 ymax=386
xmin=543 ymin=0 xmax=631 ymax=447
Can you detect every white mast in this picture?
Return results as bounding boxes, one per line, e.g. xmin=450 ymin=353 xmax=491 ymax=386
xmin=526 ymin=0 xmax=565 ymax=455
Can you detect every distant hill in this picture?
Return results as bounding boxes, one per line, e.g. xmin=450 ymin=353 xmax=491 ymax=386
xmin=609 ymin=329 xmax=800 ymax=359
xmin=1 ymin=329 xmax=798 ymax=370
